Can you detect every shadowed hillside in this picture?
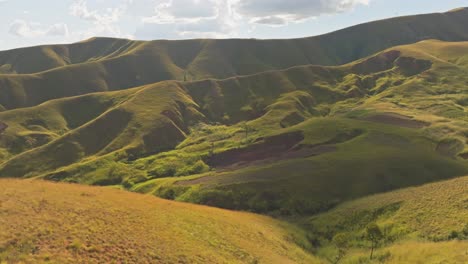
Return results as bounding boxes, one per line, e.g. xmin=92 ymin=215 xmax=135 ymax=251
xmin=0 ymin=179 xmax=318 ymax=263
xmin=1 ymin=8 xmax=468 ymax=109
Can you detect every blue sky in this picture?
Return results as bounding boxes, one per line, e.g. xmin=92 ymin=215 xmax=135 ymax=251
xmin=1 ymin=0 xmax=468 ymax=51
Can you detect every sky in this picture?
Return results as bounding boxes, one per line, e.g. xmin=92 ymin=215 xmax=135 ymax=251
xmin=1 ymin=0 xmax=468 ymax=51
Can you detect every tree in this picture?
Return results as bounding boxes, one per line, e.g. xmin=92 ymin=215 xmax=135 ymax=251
xmin=241 ymin=122 xmax=251 ymax=144
xmin=332 ymin=233 xmax=349 ymax=264
xmin=366 ymin=223 xmax=383 ymax=260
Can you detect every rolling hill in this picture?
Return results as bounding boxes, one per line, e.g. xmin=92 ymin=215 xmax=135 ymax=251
xmin=0 ymin=179 xmax=318 ymax=263
xmin=0 ymin=7 xmax=467 ymax=264
xmin=1 ymin=39 xmax=466 ymax=216
xmin=1 ymin=8 xmax=468 ymax=109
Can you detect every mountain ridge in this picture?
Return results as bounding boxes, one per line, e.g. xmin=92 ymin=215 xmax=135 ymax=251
xmin=1 ymin=7 xmax=468 ymax=79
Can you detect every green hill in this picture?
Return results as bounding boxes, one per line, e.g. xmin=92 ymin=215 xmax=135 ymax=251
xmin=0 ymin=9 xmax=467 ymax=264
xmin=0 ymin=179 xmax=318 ymax=263
xmin=1 ymin=8 xmax=468 ymax=109
xmin=0 ymin=40 xmax=467 ymax=217
xmin=304 ymin=175 xmax=468 ymax=263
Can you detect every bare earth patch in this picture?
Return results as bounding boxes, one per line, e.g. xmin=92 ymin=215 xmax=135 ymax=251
xmin=364 ymin=113 xmax=429 ymax=128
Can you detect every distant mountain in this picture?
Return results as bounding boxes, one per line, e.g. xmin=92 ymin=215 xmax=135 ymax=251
xmin=1 ymin=8 xmax=468 ymax=110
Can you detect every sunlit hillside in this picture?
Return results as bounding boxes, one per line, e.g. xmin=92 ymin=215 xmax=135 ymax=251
xmin=1 ymin=8 xmax=468 ymax=110
xmin=306 ymin=175 xmax=468 ymax=263
xmin=0 ymin=179 xmax=318 ymax=264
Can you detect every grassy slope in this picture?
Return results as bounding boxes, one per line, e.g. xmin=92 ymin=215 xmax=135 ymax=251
xmin=0 ymin=40 xmax=467 ymax=216
xmin=134 ymin=118 xmax=467 ymax=215
xmin=0 ymin=179 xmax=318 ymax=264
xmin=1 ymin=8 xmax=468 ymax=109
xmin=129 ymin=40 xmax=468 ymax=214
xmin=0 ymin=81 xmax=204 ymax=179
xmin=304 ymin=175 xmax=468 ymax=263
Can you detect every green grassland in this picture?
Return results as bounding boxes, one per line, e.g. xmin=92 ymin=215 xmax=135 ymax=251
xmin=0 ymin=179 xmax=319 ymax=263
xmin=1 ymin=8 xmax=468 ymax=110
xmin=0 ymin=40 xmax=467 ymax=216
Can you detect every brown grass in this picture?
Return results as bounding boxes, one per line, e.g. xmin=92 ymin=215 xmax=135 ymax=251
xmin=0 ymin=179 xmax=319 ymax=264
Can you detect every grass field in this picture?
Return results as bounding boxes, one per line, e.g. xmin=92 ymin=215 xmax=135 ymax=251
xmin=0 ymin=179 xmax=319 ymax=264
xmin=0 ymin=39 xmax=467 ymax=217
xmin=1 ymin=176 xmax=466 ymax=263
xmin=303 ymin=175 xmax=468 ymax=263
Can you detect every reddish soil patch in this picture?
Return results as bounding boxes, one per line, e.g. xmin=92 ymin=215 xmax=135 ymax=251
xmin=352 ymin=50 xmax=401 ymax=75
xmin=395 ymin=57 xmax=432 ymax=76
xmin=206 ymin=131 xmax=304 ymax=168
xmin=364 ymin=113 xmax=429 ymax=129
xmin=206 ymin=129 xmax=363 ymax=169
xmin=178 ymin=143 xmax=338 ymax=186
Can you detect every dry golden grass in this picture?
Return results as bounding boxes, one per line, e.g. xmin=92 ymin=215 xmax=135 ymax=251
xmin=381 ymin=241 xmax=468 ymax=264
xmin=340 ymin=241 xmax=467 ymax=264
xmin=0 ymin=179 xmax=319 ymax=264
xmin=310 ymin=176 xmax=468 ymax=240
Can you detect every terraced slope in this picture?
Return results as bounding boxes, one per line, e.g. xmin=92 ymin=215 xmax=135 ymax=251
xmin=0 ymin=179 xmax=318 ymax=263
xmin=1 ymin=8 xmax=468 ymax=109
xmin=0 ymin=40 xmax=467 ymax=217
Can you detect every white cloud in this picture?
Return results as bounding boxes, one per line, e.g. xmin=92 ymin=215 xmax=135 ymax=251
xmin=138 ymin=0 xmax=371 ymax=39
xmin=4 ymin=0 xmax=373 ymax=45
xmin=139 ymin=0 xmax=238 ymax=39
xmin=236 ymin=0 xmax=370 ymax=25
xmin=69 ymin=0 xmax=134 ymax=39
xmin=9 ymin=20 xmax=69 ymax=38
xmin=142 ymin=0 xmax=221 ymax=25
xmin=70 ymin=0 xmax=123 ymax=25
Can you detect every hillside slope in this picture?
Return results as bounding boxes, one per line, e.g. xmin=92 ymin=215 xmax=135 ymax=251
xmin=0 ymin=179 xmax=318 ymax=263
xmin=305 ymin=175 xmax=468 ymax=263
xmin=0 ymin=40 xmax=467 ymax=216
xmin=1 ymin=8 xmax=468 ymax=109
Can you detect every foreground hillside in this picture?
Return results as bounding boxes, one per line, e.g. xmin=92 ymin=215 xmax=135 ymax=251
xmin=305 ymin=175 xmax=468 ymax=263
xmin=1 ymin=8 xmax=468 ymax=109
xmin=1 ymin=175 xmax=466 ymax=263
xmin=0 ymin=179 xmax=318 ymax=264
